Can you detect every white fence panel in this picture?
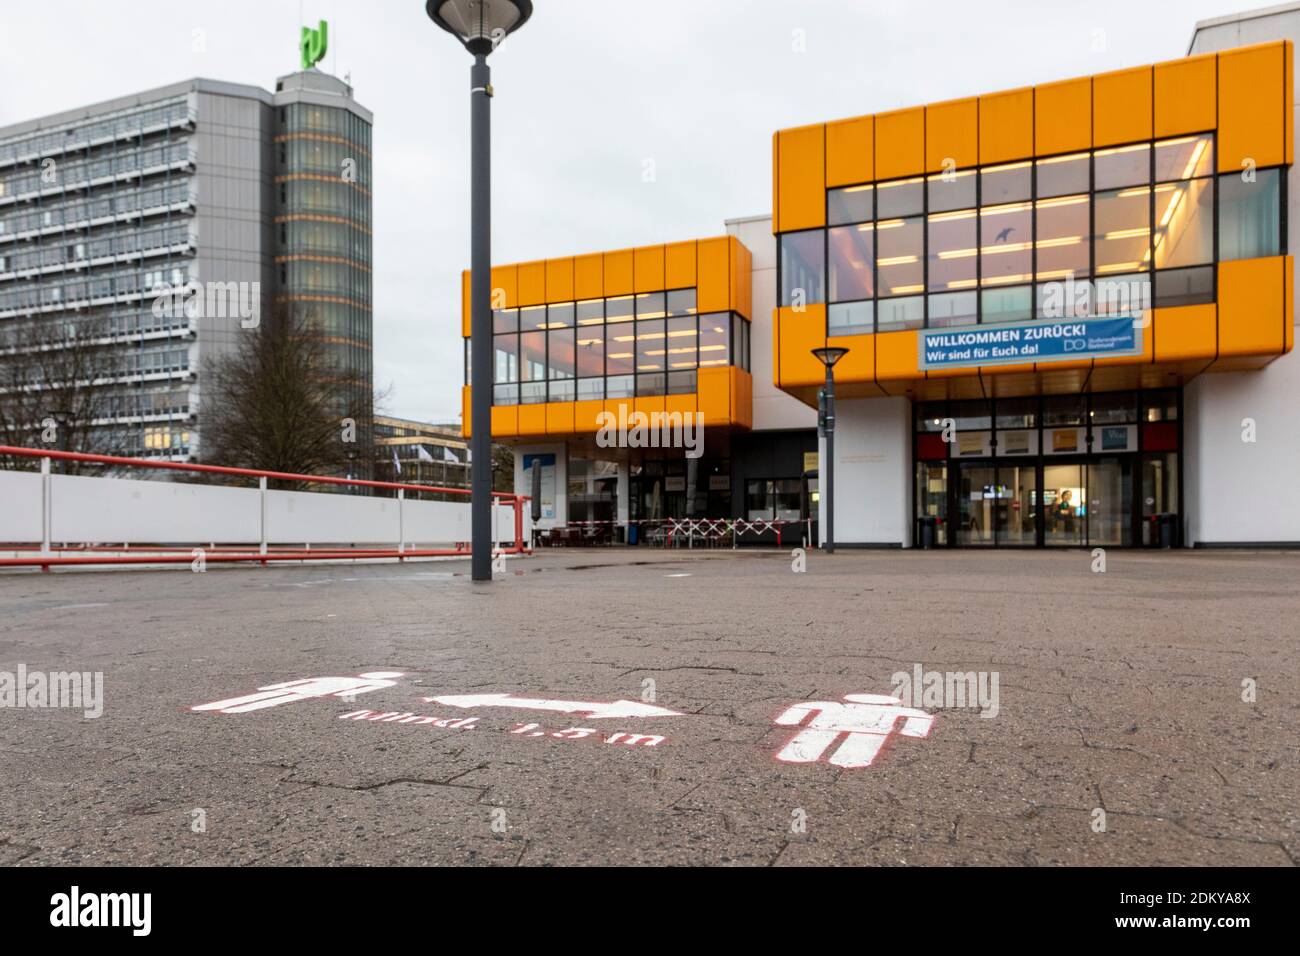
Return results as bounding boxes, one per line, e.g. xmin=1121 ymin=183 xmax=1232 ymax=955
xmin=402 ymin=498 xmax=470 ymax=544
xmin=0 ymin=471 xmax=43 ymax=541
xmin=48 ymin=474 xmax=262 ymax=544
xmin=3 ymin=466 xmax=525 ymax=552
xmin=265 ymin=489 xmax=400 ymax=545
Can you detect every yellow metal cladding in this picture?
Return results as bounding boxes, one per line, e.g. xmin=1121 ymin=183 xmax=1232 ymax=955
xmin=771 ymin=41 xmax=1294 ymax=406
xmin=460 ymin=236 xmax=753 ymax=439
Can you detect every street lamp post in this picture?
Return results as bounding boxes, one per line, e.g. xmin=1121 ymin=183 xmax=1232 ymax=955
xmin=426 ymin=0 xmax=533 ymax=582
xmin=811 ymin=347 xmax=849 ymax=554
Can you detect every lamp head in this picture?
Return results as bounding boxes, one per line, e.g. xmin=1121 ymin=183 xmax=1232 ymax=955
xmin=425 ymin=0 xmax=533 ymax=56
xmin=811 ymin=346 xmax=850 ymax=369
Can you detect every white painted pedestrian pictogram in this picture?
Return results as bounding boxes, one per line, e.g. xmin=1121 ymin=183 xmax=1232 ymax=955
xmin=424 ymin=693 xmax=683 ymax=720
xmin=773 ymin=693 xmax=935 ymax=769
xmin=192 ymin=671 xmax=405 ymax=715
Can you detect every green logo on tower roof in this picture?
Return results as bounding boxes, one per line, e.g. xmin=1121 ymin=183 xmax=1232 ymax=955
xmin=301 ymin=20 xmax=328 ymax=70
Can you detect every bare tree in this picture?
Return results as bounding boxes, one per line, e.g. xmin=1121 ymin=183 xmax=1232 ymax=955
xmin=199 ymin=301 xmax=373 ymax=487
xmin=0 ymin=315 xmax=119 ymax=473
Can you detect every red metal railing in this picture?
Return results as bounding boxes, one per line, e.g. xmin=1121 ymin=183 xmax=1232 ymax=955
xmin=0 ymin=445 xmax=530 ymax=571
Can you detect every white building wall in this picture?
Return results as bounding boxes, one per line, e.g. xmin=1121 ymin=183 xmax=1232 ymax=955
xmin=817 ymin=397 xmax=912 ymax=547
xmin=1183 ymin=6 xmax=1300 ymax=545
xmin=1185 ymin=353 xmax=1300 ymax=544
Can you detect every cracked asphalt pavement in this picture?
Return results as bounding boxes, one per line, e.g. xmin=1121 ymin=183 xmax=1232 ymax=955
xmin=0 ymin=548 xmax=1296 ymax=866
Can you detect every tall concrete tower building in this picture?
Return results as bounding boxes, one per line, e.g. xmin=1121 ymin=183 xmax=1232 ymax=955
xmin=0 ymin=62 xmax=372 ymax=466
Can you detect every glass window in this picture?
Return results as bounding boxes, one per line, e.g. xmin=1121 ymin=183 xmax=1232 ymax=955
xmin=519 ymin=305 xmax=548 ymax=331
xmin=607 ymin=375 xmax=634 ymax=399
xmin=547 ymin=302 xmax=575 ymax=328
xmin=876 ymin=178 xmax=924 ymax=218
xmin=1153 ymin=177 xmax=1212 ymax=269
xmin=1154 ymin=265 xmax=1213 ymax=308
xmin=951 ymin=400 xmax=991 ymax=430
xmin=1036 ymin=153 xmax=1089 ymax=198
xmin=746 ymin=480 xmax=773 ymax=521
xmin=636 ymin=291 xmax=666 ymax=319
xmin=576 ymin=298 xmax=604 ymax=326
xmin=548 ymin=379 xmax=575 ymax=401
xmin=698 ymin=313 xmax=730 ymax=367
xmin=927 ymin=209 xmax=976 ymax=292
xmin=981 ymin=286 xmax=1032 ymax=324
xmin=636 ymin=373 xmax=666 ymax=396
xmin=1035 ymin=194 xmax=1090 ymax=280
xmin=493 ymin=307 xmax=518 ymax=334
xmin=927 ymin=290 xmax=977 ymax=328
xmin=1144 ymin=389 xmax=1178 ymax=422
xmin=1043 ymin=394 xmax=1084 ymax=426
xmin=876 ymin=295 xmax=924 ymax=332
xmin=774 ymin=479 xmax=802 ymax=522
xmin=605 ymin=321 xmax=635 ymax=376
xmin=519 ymin=330 xmax=546 ymax=384
xmin=780 ymin=230 xmax=825 ymax=307
xmin=666 ymin=315 xmax=698 ymax=370
xmin=668 ymin=370 xmax=697 ymax=395
xmin=980 ymin=202 xmax=1032 ymax=286
xmin=1090 ymin=391 xmax=1137 ymax=424
xmin=1095 ymin=144 xmax=1150 ymax=190
xmin=828 ymin=224 xmax=874 ymax=301
xmin=494 ymin=333 xmax=518 ymax=383
xmin=927 ymin=170 xmax=976 ymax=213
xmin=605 ymin=295 xmax=635 ymax=322
xmin=1219 ymin=169 xmax=1281 ymax=261
xmin=828 ymin=184 xmax=873 ymax=226
xmin=876 ymin=216 xmax=923 ymax=296
xmin=917 ymin=402 xmax=948 ymax=431
xmin=1093 ymin=272 xmax=1151 ymax=316
xmin=995 ymin=397 xmax=1037 ymax=429
xmin=635 ymin=318 xmax=665 ymax=372
xmin=1155 ymin=134 xmax=1213 ymax=182
xmin=1094 ymin=187 xmax=1150 ymax=275
xmin=667 ymin=288 xmax=697 ymax=316
xmin=576 ymin=325 xmax=604 ymax=378
xmin=982 ymin=162 xmax=1031 ymax=205
xmin=829 ymin=301 xmax=874 ymax=335
xmin=547 ymin=327 xmax=575 ymax=379
xmin=493 ymin=383 xmax=517 ymax=405
xmin=577 ymin=377 xmax=605 ymax=401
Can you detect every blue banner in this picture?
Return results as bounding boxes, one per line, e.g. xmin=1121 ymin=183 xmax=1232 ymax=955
xmin=918 ymin=315 xmax=1142 ymax=371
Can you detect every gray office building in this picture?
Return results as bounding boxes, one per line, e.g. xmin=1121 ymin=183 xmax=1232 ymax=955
xmin=0 ymin=69 xmax=372 ymax=465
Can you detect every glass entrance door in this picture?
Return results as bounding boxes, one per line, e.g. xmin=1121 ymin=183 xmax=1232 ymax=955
xmin=996 ymin=463 xmax=1038 ymax=546
xmin=1141 ymin=453 xmax=1178 ymax=546
xmin=956 ymin=462 xmax=996 ymax=546
xmin=1043 ymin=463 xmax=1085 ymax=546
xmin=916 ymin=462 xmax=948 ymax=546
xmin=1087 ymin=457 xmax=1133 ymax=547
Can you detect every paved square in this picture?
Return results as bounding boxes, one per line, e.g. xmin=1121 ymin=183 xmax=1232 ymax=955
xmin=0 ymin=548 xmax=1296 ymax=866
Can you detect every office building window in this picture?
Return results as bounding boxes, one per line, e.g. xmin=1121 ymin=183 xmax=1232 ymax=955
xmin=828 ymin=184 xmax=873 ymax=226
xmin=1219 ymin=168 xmax=1281 ymax=261
xmin=780 ymin=230 xmax=825 ymax=306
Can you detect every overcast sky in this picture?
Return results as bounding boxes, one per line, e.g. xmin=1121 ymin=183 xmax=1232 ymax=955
xmin=0 ymin=0 xmax=1272 ymax=423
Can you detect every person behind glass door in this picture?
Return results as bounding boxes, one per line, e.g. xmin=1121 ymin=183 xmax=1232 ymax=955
xmin=1056 ymin=489 xmax=1076 ymax=535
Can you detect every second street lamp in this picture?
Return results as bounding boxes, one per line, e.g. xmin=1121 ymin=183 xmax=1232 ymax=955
xmin=425 ymin=0 xmax=533 ymax=582
xmin=811 ymin=346 xmax=849 ymax=554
